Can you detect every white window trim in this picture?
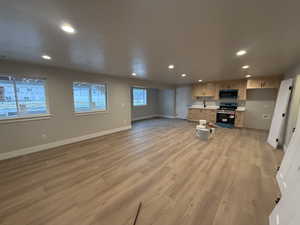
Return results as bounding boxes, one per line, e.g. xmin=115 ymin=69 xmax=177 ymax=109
xmin=132 ymin=87 xmax=148 ymax=107
xmin=0 ymin=113 xmax=53 ymax=124
xmin=0 ymin=75 xmax=51 ymax=121
xmin=72 ymin=81 xmax=108 ymax=114
xmin=74 ymin=110 xmax=109 ymax=117
xmin=133 ymin=103 xmax=148 ymax=107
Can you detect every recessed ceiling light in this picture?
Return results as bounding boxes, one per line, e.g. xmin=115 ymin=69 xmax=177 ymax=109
xmin=242 ymin=65 xmax=250 ymax=69
xmin=168 ymin=64 xmax=175 ymax=69
xmin=61 ymin=24 xmax=76 ymax=34
xmin=198 ymin=79 xmax=203 ymax=82
xmin=236 ymin=50 xmax=247 ymax=56
xmin=132 ymin=73 xmax=137 ymax=76
xmin=245 ymin=74 xmax=252 ymax=78
xmin=181 ymin=74 xmax=187 ymax=77
xmin=42 ymin=55 xmax=51 ymax=60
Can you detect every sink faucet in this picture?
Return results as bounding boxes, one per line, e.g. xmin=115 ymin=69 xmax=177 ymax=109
xmin=203 ymin=98 xmax=207 ymax=108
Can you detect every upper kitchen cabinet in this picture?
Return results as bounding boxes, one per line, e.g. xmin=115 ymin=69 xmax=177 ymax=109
xmin=192 ymin=82 xmax=216 ymax=98
xmin=246 ymin=76 xmax=282 ymax=89
xmin=237 ymin=80 xmax=247 ymax=100
xmin=216 ymin=80 xmax=247 ymax=100
xmin=192 ymin=83 xmax=203 ymax=97
xmin=218 ymin=80 xmax=240 ymax=90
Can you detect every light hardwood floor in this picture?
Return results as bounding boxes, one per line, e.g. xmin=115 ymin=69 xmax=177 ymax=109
xmin=0 ymin=119 xmax=283 ymax=225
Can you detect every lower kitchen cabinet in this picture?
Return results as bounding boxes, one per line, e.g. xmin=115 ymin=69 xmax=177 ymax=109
xmin=235 ymin=111 xmax=245 ymax=128
xmin=188 ymin=108 xmax=204 ymax=121
xmin=205 ymin=109 xmax=217 ymax=122
xmin=188 ymin=108 xmax=216 ymax=123
xmin=188 ymin=108 xmax=245 ymax=128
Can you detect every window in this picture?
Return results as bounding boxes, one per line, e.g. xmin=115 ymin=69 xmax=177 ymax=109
xmin=133 ymin=87 xmax=147 ymax=106
xmin=73 ymin=82 xmax=107 ymax=113
xmin=0 ymin=76 xmax=49 ymax=119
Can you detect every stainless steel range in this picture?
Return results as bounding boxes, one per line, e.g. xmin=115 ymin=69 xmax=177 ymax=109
xmin=216 ymin=103 xmax=237 ymax=126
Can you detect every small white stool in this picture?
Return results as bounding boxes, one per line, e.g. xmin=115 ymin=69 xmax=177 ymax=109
xmin=196 ymin=127 xmax=216 ymax=140
xmin=197 ymin=120 xmax=207 ymax=129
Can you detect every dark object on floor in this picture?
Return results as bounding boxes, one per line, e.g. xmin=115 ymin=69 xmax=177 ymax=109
xmin=207 ymin=122 xmax=218 ymax=128
xmin=133 ymin=202 xmax=142 ymax=225
xmin=275 ymin=197 xmax=281 ymax=204
xmin=216 ymin=122 xmax=234 ymax=128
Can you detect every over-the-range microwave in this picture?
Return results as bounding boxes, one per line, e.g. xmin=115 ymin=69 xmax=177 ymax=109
xmin=219 ymin=89 xmax=238 ymax=99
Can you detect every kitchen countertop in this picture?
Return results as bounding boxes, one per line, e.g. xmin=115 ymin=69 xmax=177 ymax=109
xmin=189 ymin=105 xmax=246 ymax=111
xmin=236 ymin=107 xmax=246 ymax=112
xmin=189 ymin=105 xmax=219 ymax=109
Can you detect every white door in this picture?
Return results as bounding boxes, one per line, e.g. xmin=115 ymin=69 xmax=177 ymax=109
xmin=289 ymin=206 xmax=300 ymax=225
xmin=278 ymin=135 xmax=300 ymax=195
xmin=267 ymin=79 xmax=293 ymax=148
xmin=269 ymin=181 xmax=300 ymax=225
xmin=175 ymin=86 xmax=192 ymax=119
xmin=270 ymin=104 xmax=300 ymax=225
xmin=276 ymin=103 xmax=300 ymax=193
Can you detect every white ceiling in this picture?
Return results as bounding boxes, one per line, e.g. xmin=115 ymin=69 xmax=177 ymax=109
xmin=1 ymin=0 xmax=300 ymax=85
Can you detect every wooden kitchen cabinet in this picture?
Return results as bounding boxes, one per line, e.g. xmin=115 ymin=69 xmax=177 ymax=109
xmin=235 ymin=111 xmax=245 ymax=128
xmin=191 ymin=76 xmax=281 ymax=100
xmin=189 ymin=108 xmax=242 ymax=126
xmin=188 ymin=108 xmax=204 ymax=121
xmin=218 ymin=80 xmax=240 ymax=90
xmin=237 ymin=80 xmax=247 ymax=100
xmin=215 ymin=80 xmax=247 ymax=100
xmin=192 ymin=82 xmax=216 ymax=98
xmin=246 ymin=76 xmax=281 ymax=89
xmin=192 ymin=84 xmax=203 ymax=97
xmin=204 ymin=82 xmax=216 ymax=97
xmin=261 ymin=77 xmax=281 ymax=88
xmin=246 ymin=79 xmax=261 ymax=89
xmin=188 ymin=108 xmax=216 ymax=122
xmin=205 ymin=109 xmax=217 ymax=123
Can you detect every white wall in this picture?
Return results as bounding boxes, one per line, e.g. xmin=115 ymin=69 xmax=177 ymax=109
xmin=245 ymin=89 xmax=278 ymax=130
xmin=131 ymin=88 xmax=159 ymax=121
xmin=0 ymin=60 xmax=171 ymax=157
xmin=158 ymin=88 xmax=176 ymax=117
xmin=175 ymin=86 xmax=193 ymax=119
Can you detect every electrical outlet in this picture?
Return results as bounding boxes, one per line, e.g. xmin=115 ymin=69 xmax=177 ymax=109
xmin=262 ymin=114 xmax=270 ymax=119
xmin=41 ymin=134 xmax=47 ymax=139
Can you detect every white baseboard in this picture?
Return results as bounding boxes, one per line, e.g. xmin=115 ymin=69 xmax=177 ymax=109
xmin=176 ymin=116 xmax=187 ymax=119
xmin=132 ymin=114 xmax=177 ymax=122
xmin=0 ymin=125 xmax=132 ymax=161
xmin=132 ymin=114 xmax=159 ymax=121
xmin=158 ymin=115 xmax=176 ymax=119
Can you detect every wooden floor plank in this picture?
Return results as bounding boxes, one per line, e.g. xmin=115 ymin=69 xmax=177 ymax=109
xmin=0 ymin=119 xmax=282 ymax=225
